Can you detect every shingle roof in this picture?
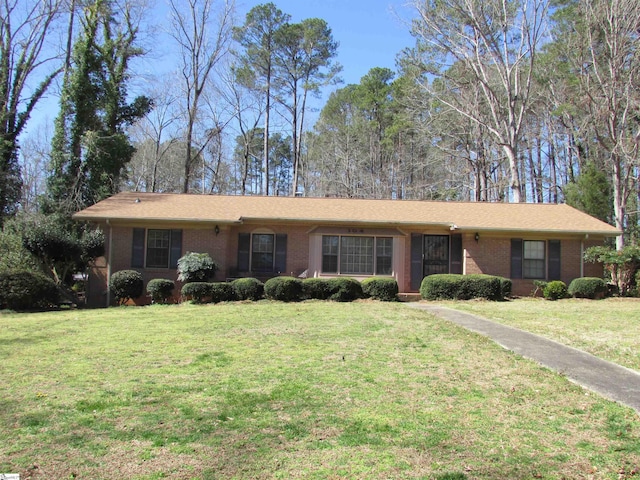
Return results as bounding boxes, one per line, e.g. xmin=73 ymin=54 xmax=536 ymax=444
xmin=72 ymin=191 xmax=621 ymax=236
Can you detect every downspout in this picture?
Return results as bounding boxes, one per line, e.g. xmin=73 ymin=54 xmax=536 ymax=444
xmin=106 ymin=219 xmax=113 ymax=307
xmin=580 ymin=234 xmax=587 ymax=278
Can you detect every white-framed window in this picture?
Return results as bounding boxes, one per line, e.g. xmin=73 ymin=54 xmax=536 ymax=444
xmin=523 ymin=240 xmax=545 ymax=279
xmin=132 ymin=228 xmax=182 ymax=269
xmin=321 ymin=235 xmax=393 ymax=275
xmin=251 ymin=233 xmax=275 ymax=272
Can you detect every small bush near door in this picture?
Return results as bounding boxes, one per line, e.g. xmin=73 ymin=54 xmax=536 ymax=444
xmin=420 ymin=274 xmax=509 ymax=301
xmin=361 ymin=277 xmax=398 ymax=301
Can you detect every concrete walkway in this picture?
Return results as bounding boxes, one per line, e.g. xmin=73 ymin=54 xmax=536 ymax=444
xmin=407 ymin=303 xmax=640 ymax=414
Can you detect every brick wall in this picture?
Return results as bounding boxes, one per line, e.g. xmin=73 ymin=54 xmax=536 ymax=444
xmin=87 ymin=222 xmax=613 ymax=305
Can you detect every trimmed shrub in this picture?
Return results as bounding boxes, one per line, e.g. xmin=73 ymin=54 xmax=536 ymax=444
xmin=181 ymin=282 xmax=211 ymax=303
xmin=327 ymin=277 xmax=363 ymax=302
xmin=210 ymin=282 xmax=236 ymax=303
xmin=177 ymin=252 xmax=219 ymax=283
xmin=420 ymin=274 xmax=461 ymax=300
xmin=264 ymin=276 xmax=303 ymax=302
xmin=146 ymin=278 xmax=175 ymax=304
xmin=420 ymin=274 xmax=504 ymax=301
xmin=543 ymin=280 xmax=568 ymax=301
xmin=567 ymin=277 xmax=607 ymax=299
xmin=302 ymin=278 xmax=332 ymax=300
xmin=232 ymin=277 xmax=264 ymax=301
xmin=110 ymin=270 xmax=144 ymax=305
xmin=361 ymin=277 xmax=398 ymax=301
xmin=0 ymin=270 xmax=60 ymax=311
xmin=499 ymin=277 xmax=512 ymax=299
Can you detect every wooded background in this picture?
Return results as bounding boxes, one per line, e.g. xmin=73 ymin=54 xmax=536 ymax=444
xmin=2 ymin=0 xmax=639 ymax=244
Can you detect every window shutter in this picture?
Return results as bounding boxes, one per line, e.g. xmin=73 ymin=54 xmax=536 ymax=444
xmin=238 ymin=233 xmax=250 ymax=272
xmin=131 ymin=228 xmax=145 ymax=268
xmin=275 ymin=234 xmax=287 ymax=273
xmin=410 ymin=233 xmax=423 ymax=291
xmin=169 ymin=230 xmax=182 ymax=269
xmin=510 ymin=239 xmax=523 ymax=279
xmin=450 ymin=234 xmax=463 ymax=274
xmin=548 ymin=240 xmax=561 ymax=280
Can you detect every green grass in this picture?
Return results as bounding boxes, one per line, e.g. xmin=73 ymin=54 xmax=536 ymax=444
xmin=444 ymin=297 xmax=640 ymax=371
xmin=1 ymin=301 xmax=639 ymax=479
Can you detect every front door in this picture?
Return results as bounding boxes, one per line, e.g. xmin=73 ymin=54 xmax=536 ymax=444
xmin=423 ymin=235 xmax=450 ymax=276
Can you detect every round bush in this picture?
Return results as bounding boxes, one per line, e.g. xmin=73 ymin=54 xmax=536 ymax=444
xmin=543 ymin=280 xmax=568 ymax=301
xmin=420 ymin=274 xmax=505 ymax=301
xmin=177 ymin=252 xmax=219 ymax=283
xmin=264 ymin=276 xmax=303 ymax=302
xmin=209 ymin=282 xmax=236 ymax=303
xmin=146 ymin=278 xmax=175 ymax=304
xmin=110 ymin=270 xmax=144 ymax=305
xmin=0 ymin=270 xmax=60 ymax=311
xmin=361 ymin=277 xmax=398 ymax=301
xmin=302 ymin=278 xmax=332 ymax=300
xmin=181 ymin=282 xmax=212 ymax=303
xmin=327 ymin=277 xmax=363 ymax=302
xmin=232 ymin=277 xmax=264 ymax=301
xmin=567 ymin=277 xmax=607 ymax=299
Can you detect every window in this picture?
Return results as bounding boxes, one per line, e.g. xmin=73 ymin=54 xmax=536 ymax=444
xmin=376 ymin=237 xmax=393 ymax=275
xmin=132 ymin=228 xmax=182 ymax=269
xmin=523 ymin=240 xmax=545 ymax=279
xmin=147 ymin=230 xmax=170 ymax=268
xmin=252 ymin=233 xmax=274 ymax=272
xmin=237 ymin=233 xmax=287 ymax=274
xmin=321 ymin=235 xmax=393 ymax=275
xmin=322 ymin=236 xmax=339 ymax=273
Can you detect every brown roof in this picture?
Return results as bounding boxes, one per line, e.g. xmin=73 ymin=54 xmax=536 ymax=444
xmin=73 ymin=191 xmax=621 ymax=236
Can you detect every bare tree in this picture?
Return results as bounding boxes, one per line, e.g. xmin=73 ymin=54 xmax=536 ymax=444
xmin=0 ymin=0 xmax=63 ymax=221
xmin=406 ymin=0 xmax=549 ymax=202
xmin=168 ymin=0 xmax=234 ymax=193
xmin=577 ymin=0 xmax=640 ymax=248
xmin=126 ymin=76 xmax=181 ymax=192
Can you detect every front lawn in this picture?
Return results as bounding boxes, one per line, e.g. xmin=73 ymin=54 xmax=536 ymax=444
xmin=446 ymin=297 xmax=640 ymax=371
xmin=1 ymin=301 xmax=639 ymax=479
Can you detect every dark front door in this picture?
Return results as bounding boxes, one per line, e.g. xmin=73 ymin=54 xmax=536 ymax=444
xmin=423 ymin=235 xmax=450 ymax=276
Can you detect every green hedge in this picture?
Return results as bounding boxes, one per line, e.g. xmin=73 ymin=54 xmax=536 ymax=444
xmin=420 ymin=274 xmax=508 ymax=301
xmin=302 ymin=278 xmax=332 ymax=300
xmin=361 ymin=277 xmax=398 ymax=301
xmin=568 ymin=277 xmax=607 ymax=299
xmin=181 ymin=282 xmax=211 ymax=303
xmin=209 ymin=282 xmax=236 ymax=303
xmin=232 ymin=277 xmax=264 ymax=301
xmin=146 ymin=279 xmax=175 ymax=304
xmin=327 ymin=277 xmax=363 ymax=302
xmin=264 ymin=276 xmax=303 ymax=302
xmin=543 ymin=280 xmax=568 ymax=301
xmin=110 ymin=270 xmax=144 ymax=305
xmin=0 ymin=270 xmax=60 ymax=311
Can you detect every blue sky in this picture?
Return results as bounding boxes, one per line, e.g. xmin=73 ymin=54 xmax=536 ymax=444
xmin=238 ymin=0 xmax=416 ymax=86
xmin=25 ymin=0 xmax=417 ymax=140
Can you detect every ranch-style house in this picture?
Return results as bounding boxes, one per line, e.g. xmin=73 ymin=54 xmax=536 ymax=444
xmin=73 ymin=192 xmax=620 ymax=306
